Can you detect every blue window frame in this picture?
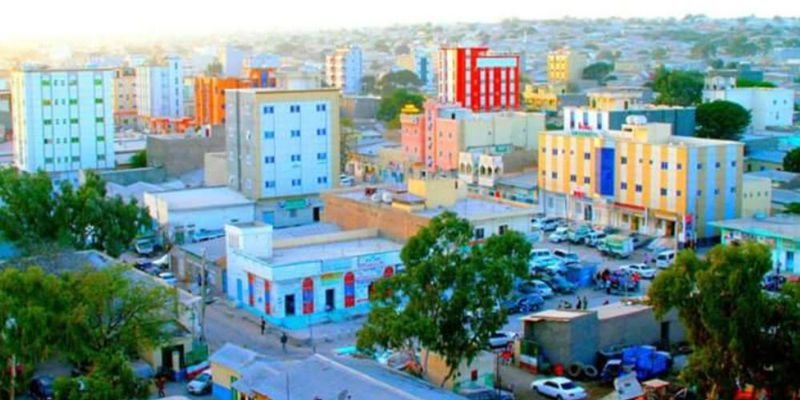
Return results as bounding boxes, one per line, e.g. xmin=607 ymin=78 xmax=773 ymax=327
xmin=317 ymin=128 xmax=327 ymax=136
xmin=264 ymin=156 xmax=275 ymax=164
xmin=264 ymin=181 xmax=275 ymax=188
xmin=291 ymin=130 xmax=300 ymax=137
xmin=264 ymin=131 xmax=274 ymax=139
xmin=317 ymin=152 xmax=327 ymax=160
xmin=263 ymin=106 xmax=274 ymax=114
xmin=291 ymin=154 xmax=301 ymax=162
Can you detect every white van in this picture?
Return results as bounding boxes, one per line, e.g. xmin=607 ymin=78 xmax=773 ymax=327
xmin=655 ymin=250 xmax=676 ymax=269
xmin=530 ymin=248 xmax=553 ymax=259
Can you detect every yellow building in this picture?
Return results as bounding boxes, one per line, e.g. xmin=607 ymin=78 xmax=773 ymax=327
xmin=741 ymin=175 xmax=772 ymax=217
xmin=587 ymin=88 xmax=646 ymax=111
xmin=522 ymin=83 xmax=561 ymax=111
xmin=546 ymin=48 xmax=587 ymax=85
xmin=538 ymin=120 xmax=743 ymax=243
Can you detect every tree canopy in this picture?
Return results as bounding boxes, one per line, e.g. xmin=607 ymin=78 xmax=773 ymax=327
xmin=648 ymin=242 xmax=800 ymax=398
xmin=0 ymin=169 xmax=151 ymax=257
xmin=736 ymin=78 xmax=777 ymax=88
xmin=356 ymin=211 xmax=531 ymax=386
xmin=783 ymin=148 xmax=800 ymax=173
xmin=695 ymin=100 xmax=751 ymax=140
xmin=651 ymin=67 xmax=704 ymax=106
xmin=377 ymin=70 xmax=423 ymax=95
xmin=582 ymin=62 xmax=613 ymax=83
xmin=129 ymin=150 xmax=147 ymax=168
xmin=377 ymin=89 xmax=425 ymax=129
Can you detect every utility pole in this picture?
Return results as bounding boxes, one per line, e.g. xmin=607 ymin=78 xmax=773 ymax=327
xmin=200 ymin=247 xmax=208 ymax=342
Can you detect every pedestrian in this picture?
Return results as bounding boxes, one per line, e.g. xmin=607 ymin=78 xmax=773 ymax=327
xmin=582 ymin=296 xmax=588 ymax=310
xmin=576 ymin=296 xmax=582 ymax=310
xmin=280 ymin=331 xmax=288 ymax=352
xmin=260 ymin=317 xmax=266 ymax=335
xmin=603 ymin=299 xmax=610 ymax=305
xmin=156 ymin=376 xmax=166 ymax=398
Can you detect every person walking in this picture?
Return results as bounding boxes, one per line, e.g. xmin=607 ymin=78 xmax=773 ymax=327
xmin=260 ymin=317 xmax=266 ymax=335
xmin=156 ymin=376 xmax=166 ymax=398
xmin=280 ymin=331 xmax=288 ymax=352
xmin=582 ymin=296 xmax=588 ymax=310
xmin=576 ymin=296 xmax=582 ymax=310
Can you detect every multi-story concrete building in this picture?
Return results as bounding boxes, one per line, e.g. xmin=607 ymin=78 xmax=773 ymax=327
xmin=396 ymin=48 xmax=436 ymax=93
xmin=113 ymin=67 xmax=137 ymax=131
xmin=547 ymin=48 xmax=587 ymax=85
xmin=563 ymin=106 xmax=696 ymax=137
xmin=194 ymin=76 xmax=255 ymax=126
xmin=702 ymin=72 xmax=795 ymax=131
xmin=221 ymin=45 xmax=249 ymax=78
xmin=135 ymin=56 xmax=184 ymax=130
xmin=438 ymin=47 xmax=520 ymax=112
xmin=225 ymin=88 xmax=340 ymax=228
xmin=324 ymin=46 xmax=363 ymax=95
xmin=400 ymin=100 xmax=544 ymax=172
xmin=11 ymin=67 xmax=115 ymax=182
xmin=243 ymin=67 xmax=277 ymax=89
xmin=538 ymin=117 xmax=743 ymax=243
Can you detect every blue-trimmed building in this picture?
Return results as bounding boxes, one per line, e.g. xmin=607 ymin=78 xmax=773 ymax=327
xmin=711 ymin=214 xmax=800 ymax=275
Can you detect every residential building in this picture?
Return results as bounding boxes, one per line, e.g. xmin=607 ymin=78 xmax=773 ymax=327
xmin=711 ymin=214 xmax=800 ymax=275
xmin=547 ymin=48 xmax=587 ymax=85
xmin=11 ymin=67 xmax=116 ymax=182
xmin=243 ymin=67 xmax=277 ymax=88
xmin=135 ymin=56 xmax=184 ymax=131
xmin=396 ymin=48 xmax=436 ymax=92
xmin=438 ymin=47 xmax=521 ymax=112
xmin=324 ymin=46 xmax=363 ymax=95
xmin=741 ymin=174 xmax=772 ymax=217
xmin=702 ymin=72 xmax=795 ymax=130
xmin=746 ymin=150 xmax=786 ymax=172
xmin=538 ymin=117 xmax=744 ymax=243
xmin=225 ymin=88 xmax=340 ymax=228
xmin=221 ymin=45 xmax=249 ymax=78
xmin=400 ymin=100 xmax=544 ymax=172
xmin=522 ymin=83 xmax=561 ymax=111
xmin=586 ymin=88 xmax=648 ymax=111
xmin=275 ymin=70 xmax=321 ymax=90
xmin=146 ymin=128 xmax=226 ymax=177
xmin=113 ymin=67 xmax=137 ymax=130
xmin=144 ymin=186 xmax=255 ymax=244
xmin=194 ymin=76 xmax=255 ymax=126
xmin=563 ymin=105 xmax=696 ymax=137
xmin=341 ymin=95 xmax=379 ymax=120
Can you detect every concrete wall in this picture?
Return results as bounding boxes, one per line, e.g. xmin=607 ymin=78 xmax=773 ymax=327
xmin=341 ymin=96 xmax=379 ymax=120
xmin=321 ymin=192 xmax=430 ymax=241
xmin=424 ymin=350 xmax=496 ymax=390
xmin=147 ymin=127 xmax=225 ymax=177
xmin=597 ymin=308 xmax=684 ymax=353
xmin=84 ymin=167 xmax=167 ymax=186
xmin=204 ymin=152 xmax=228 ymax=186
xmin=742 ymin=176 xmax=772 ymax=217
xmin=501 ymin=150 xmax=537 ymax=174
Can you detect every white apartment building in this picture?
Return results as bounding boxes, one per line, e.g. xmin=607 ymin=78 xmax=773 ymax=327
xmin=135 ymin=56 xmax=184 ymax=121
xmin=702 ymin=74 xmax=795 ymax=131
xmin=11 ymin=67 xmax=115 ymax=182
xmin=324 ymin=46 xmax=363 ymax=95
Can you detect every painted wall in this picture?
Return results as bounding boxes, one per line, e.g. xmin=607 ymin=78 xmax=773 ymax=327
xmin=741 ymin=176 xmax=772 ymax=217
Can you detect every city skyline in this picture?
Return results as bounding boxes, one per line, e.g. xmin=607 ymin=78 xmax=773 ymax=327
xmin=2 ymin=0 xmax=799 ymax=40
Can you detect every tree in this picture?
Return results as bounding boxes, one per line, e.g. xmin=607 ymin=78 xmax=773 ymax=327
xmin=377 ymin=70 xmax=422 ymax=95
xmin=725 ymin=36 xmax=759 ymax=57
xmin=0 ymin=169 xmax=151 ymax=257
xmin=648 ymin=242 xmax=800 ymax=398
xmin=582 ymin=62 xmax=613 ymax=83
xmin=377 ymin=89 xmax=425 ymax=129
xmin=736 ymin=78 xmax=777 ymax=88
xmin=695 ymin=100 xmax=751 ymax=140
xmin=783 ymin=148 xmax=800 ymax=173
xmin=205 ymin=58 xmax=222 ymax=76
xmin=782 ymin=202 xmax=800 ymax=214
xmin=356 ymin=212 xmax=531 ymax=386
xmin=361 ymin=75 xmax=378 ymax=95
xmin=55 ymin=351 xmax=151 ymax=400
xmin=651 ymin=67 xmax=704 ymax=106
xmin=129 ymin=150 xmax=147 ymax=168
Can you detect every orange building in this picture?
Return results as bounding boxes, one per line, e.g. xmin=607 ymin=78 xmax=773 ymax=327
xmin=194 ymin=76 xmax=255 ymax=126
xmin=113 ymin=67 xmax=137 ymax=130
xmin=243 ymin=67 xmax=277 ymax=88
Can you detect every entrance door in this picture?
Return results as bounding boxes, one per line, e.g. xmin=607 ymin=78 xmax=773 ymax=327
xmin=236 ymin=279 xmax=243 ymax=303
xmin=584 ymin=205 xmax=593 ymax=222
xmin=262 ymin=211 xmax=275 ymax=225
xmin=325 ymin=288 xmax=335 ymax=311
xmin=285 ymin=294 xmax=296 ymax=316
xmin=313 ymin=207 xmax=321 ymax=222
xmin=786 ymin=251 xmax=795 ymax=272
xmin=660 ymin=321 xmax=671 ymax=349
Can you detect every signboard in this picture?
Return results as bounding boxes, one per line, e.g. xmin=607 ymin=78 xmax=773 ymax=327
xmin=322 ymin=258 xmax=352 ymax=273
xmin=280 ymin=198 xmax=308 ymax=210
xmin=321 ymin=272 xmax=342 ymax=287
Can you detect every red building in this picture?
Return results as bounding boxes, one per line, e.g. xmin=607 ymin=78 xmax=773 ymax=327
xmin=438 ymin=47 xmax=520 ymax=112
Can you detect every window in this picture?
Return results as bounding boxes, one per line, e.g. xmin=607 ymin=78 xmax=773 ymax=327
xmin=94 ymin=98 xmax=103 ymax=104
xmin=621 ymin=156 xmax=627 ymax=165
xmin=291 ymin=130 xmax=301 ymax=138
xmin=660 ymin=162 xmax=669 ymax=170
xmin=264 ymin=156 xmax=275 ymax=164
xmin=499 ymin=225 xmax=508 ymax=234
xmin=541 ymin=147 xmax=547 ymax=153
xmin=731 ymin=161 xmax=737 ymax=167
xmin=263 ymin=106 xmax=274 ymax=114
xmin=677 ymin=163 xmax=682 ymax=170
xmin=714 ymin=188 xmax=719 ymax=195
xmin=317 ymin=152 xmax=327 ymax=160
xmin=570 ymin=175 xmax=577 ymax=182
xmin=289 ymin=210 xmax=298 ymax=218
xmin=584 ymin=177 xmax=591 ymax=184
xmin=43 ymin=119 xmax=52 ymax=126
xmin=42 ymin=99 xmax=52 ymax=106
xmin=697 ymin=190 xmax=702 ymax=196
xmin=474 ymin=228 xmax=485 ymax=240
xmin=96 ymin=136 xmax=105 ymax=142
xmin=621 ymin=182 xmax=628 ymax=190
xmin=316 ymin=104 xmax=327 ymax=112
xmin=70 ymin=137 xmax=79 ymax=143
xmin=291 ymin=154 xmax=301 ymax=162
xmin=715 ymin=162 xmax=720 ymax=168
xmin=677 ymin=190 xmax=682 ymax=196
xmin=44 ymin=157 xmax=53 ymax=164
xmin=551 ymin=149 xmax=558 ymax=155
xmin=697 ymin=163 xmax=702 ymax=169
xmin=291 ymin=179 xmax=302 ymax=187
xmin=95 ymin=117 xmax=103 ymax=123
xmin=290 ymin=105 xmax=300 ymax=113
xmin=71 ymin=156 xmax=80 ymax=162
xmin=69 ymin=99 xmax=78 ymax=105
xmin=660 ymin=188 xmax=668 ymax=196
xmin=584 ymin=152 xmax=591 ymax=160
xmin=264 ymin=181 xmax=276 ymax=188
xmin=44 ymin=138 xmax=52 ymax=144
xmin=317 ymin=128 xmax=327 ymax=136
xmin=317 ymin=176 xmax=328 ymax=184
xmin=264 ymin=131 xmax=275 ymax=139
xmin=97 ymin=155 xmax=106 ymax=161
xmin=551 ymin=172 xmax=557 ymax=179
xmin=94 ymin=78 xmax=102 ymax=85
xmin=635 ymin=184 xmax=643 ymax=193
xmin=730 ymin=187 xmax=736 ymax=193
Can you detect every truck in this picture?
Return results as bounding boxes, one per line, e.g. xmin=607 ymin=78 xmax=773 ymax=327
xmin=598 ymin=235 xmax=634 ymax=259
xmin=599 ymin=345 xmax=671 ymax=384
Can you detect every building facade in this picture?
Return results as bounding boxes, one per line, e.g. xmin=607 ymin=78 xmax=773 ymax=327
xmin=741 ymin=174 xmax=772 ymax=217
xmin=538 ymin=121 xmax=743 ymax=243
xmin=11 ymin=67 xmax=116 ymax=182
xmin=547 ymin=48 xmax=587 ymax=85
xmin=324 ymin=46 xmax=363 ymax=95
xmin=194 ymin=76 xmax=255 ymax=126
xmin=711 ymin=214 xmax=800 ymax=275
xmin=702 ymin=73 xmax=795 ymax=131
xmin=225 ymin=88 xmax=340 ymax=228
xmin=113 ymin=67 xmax=137 ymax=130
xmin=221 ymin=45 xmax=248 ymax=78
xmin=135 ymin=56 xmax=184 ymax=127
xmin=438 ymin=47 xmax=520 ymax=112
xmin=563 ymin=106 xmax=696 ymax=137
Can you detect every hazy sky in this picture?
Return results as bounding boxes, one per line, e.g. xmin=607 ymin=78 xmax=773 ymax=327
xmin=2 ymin=0 xmax=799 ymax=39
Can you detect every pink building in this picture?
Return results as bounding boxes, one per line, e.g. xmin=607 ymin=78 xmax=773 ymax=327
xmin=401 ymin=100 xmax=464 ymax=172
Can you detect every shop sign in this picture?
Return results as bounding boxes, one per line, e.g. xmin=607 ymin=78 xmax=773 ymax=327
xmin=322 ymin=258 xmax=351 ymax=273
xmin=321 ymin=272 xmax=342 ymax=286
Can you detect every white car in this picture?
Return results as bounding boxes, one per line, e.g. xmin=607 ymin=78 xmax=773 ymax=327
xmin=549 ymin=227 xmax=569 ymax=243
xmin=186 ymin=371 xmax=213 ymax=395
xmin=654 ymin=250 xmax=677 ymax=269
xmin=530 ymin=248 xmax=554 ymax=259
xmin=488 ymin=331 xmax=518 ymax=349
xmin=158 ymin=272 xmax=177 ymax=286
xmin=531 ymin=377 xmax=587 ymax=400
xmin=619 ymin=263 xmax=657 ymax=279
xmin=552 ymin=249 xmax=580 ymax=265
xmin=530 ymin=280 xmax=554 ymax=298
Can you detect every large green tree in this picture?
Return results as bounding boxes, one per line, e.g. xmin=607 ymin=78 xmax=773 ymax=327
xmin=648 ymin=243 xmax=800 ymax=399
xmin=582 ymin=62 xmax=613 ymax=83
xmin=129 ymin=150 xmax=147 ymax=168
xmin=357 ymin=212 xmax=531 ymax=385
xmin=695 ymin=100 xmax=751 ymax=140
xmin=0 ymin=169 xmax=151 ymax=257
xmin=377 ymin=89 xmax=425 ymax=129
xmin=651 ymin=67 xmax=704 ymax=106
xmin=782 ymin=148 xmax=800 ymax=173
xmin=54 ymin=351 xmax=151 ymax=400
xmin=377 ymin=70 xmax=422 ymax=95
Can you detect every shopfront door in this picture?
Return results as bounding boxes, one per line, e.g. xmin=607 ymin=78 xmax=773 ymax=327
xmin=285 ymin=294 xmax=296 ymax=316
xmin=325 ymin=288 xmax=335 ymax=311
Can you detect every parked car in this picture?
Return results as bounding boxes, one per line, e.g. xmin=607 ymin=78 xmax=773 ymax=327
xmin=763 ymin=274 xmax=787 ymax=292
xmin=532 ymin=217 xmax=561 ymax=232
xmin=552 ymin=249 xmax=580 ymax=265
xmin=529 ymin=280 xmax=554 ymax=298
xmin=191 ymin=229 xmax=225 ymax=243
xmin=630 ymin=233 xmax=653 ymax=250
xmin=531 ymin=377 xmax=587 ymax=400
xmin=340 ymin=174 xmax=355 ymax=187
xmin=654 ymin=250 xmax=677 ymax=269
xmin=543 ymin=275 xmax=577 ymax=294
xmin=30 ymin=375 xmax=55 ymax=400
xmin=134 ymin=237 xmax=155 ymax=256
xmin=567 ymin=225 xmax=593 ymax=244
xmin=501 ymin=294 xmax=544 ymax=314
xmin=609 ymin=270 xmax=639 ymax=292
xmin=158 ymin=272 xmax=177 ymax=286
xmin=530 ymin=248 xmax=554 ymax=260
xmin=598 ymin=234 xmax=635 ymax=259
xmin=186 ymin=371 xmax=213 ymax=395
xmin=619 ymin=263 xmax=657 ymax=279
xmin=549 ymin=227 xmax=570 ymax=243
xmin=584 ymin=231 xmax=607 ymax=247
xmin=488 ymin=331 xmax=518 ymax=349
xmin=530 ymin=256 xmax=565 ymax=275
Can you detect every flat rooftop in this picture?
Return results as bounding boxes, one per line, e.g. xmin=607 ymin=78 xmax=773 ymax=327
xmin=710 ymin=214 xmax=800 ymax=241
xmin=272 ymin=223 xmax=342 ymax=241
xmin=270 ymin=236 xmax=401 ymax=266
xmin=496 ymin=171 xmax=539 ymax=190
xmin=746 ymin=170 xmax=800 ymax=184
xmin=596 ymin=303 xmax=652 ymax=320
xmin=415 ymin=197 xmax=535 ymax=220
xmin=148 ymin=186 xmax=254 ymax=211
